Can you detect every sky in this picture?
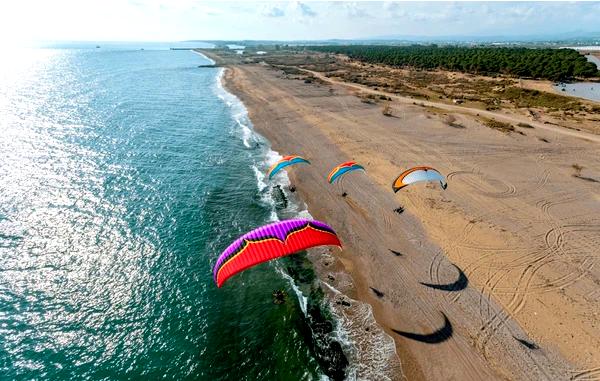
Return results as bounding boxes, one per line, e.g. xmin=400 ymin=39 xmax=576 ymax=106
xmin=0 ymin=1 xmax=599 ymax=43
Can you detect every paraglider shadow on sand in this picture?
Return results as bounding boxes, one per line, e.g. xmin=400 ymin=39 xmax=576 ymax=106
xmin=514 ymin=336 xmax=540 ymax=350
xmin=420 ymin=264 xmax=468 ymax=292
xmin=392 ymin=312 xmax=453 ymax=344
xmin=369 ymin=287 xmax=385 ymax=298
xmin=573 ymin=174 xmax=600 ymax=183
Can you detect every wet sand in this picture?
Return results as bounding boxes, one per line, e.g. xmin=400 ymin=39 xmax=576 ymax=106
xmin=207 ymin=52 xmax=600 ymax=380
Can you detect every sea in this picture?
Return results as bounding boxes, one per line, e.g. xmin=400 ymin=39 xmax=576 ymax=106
xmin=0 ymin=42 xmax=355 ymax=380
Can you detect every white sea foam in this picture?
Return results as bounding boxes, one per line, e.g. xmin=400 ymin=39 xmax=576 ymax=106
xmin=192 ymin=50 xmax=215 ymax=65
xmin=277 ymin=269 xmax=308 ymax=316
xmin=214 ymin=69 xmax=259 ymax=148
xmin=322 ymin=281 xmax=403 ymax=381
xmin=213 ymin=65 xmax=314 ymax=316
xmin=252 ymin=166 xmax=268 ymax=192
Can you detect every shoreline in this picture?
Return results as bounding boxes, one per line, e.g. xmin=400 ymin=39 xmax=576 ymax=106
xmin=552 ymin=81 xmax=600 ymax=103
xmin=204 ymin=49 xmax=599 ymax=379
xmin=520 ymin=77 xmax=600 ymax=103
xmin=215 ymin=62 xmax=488 ymax=380
xmin=207 ymin=53 xmax=400 ymax=379
xmin=211 ymin=62 xmax=349 ymax=378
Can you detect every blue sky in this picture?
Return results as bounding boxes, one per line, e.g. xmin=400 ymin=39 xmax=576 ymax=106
xmin=1 ymin=1 xmax=599 ymax=43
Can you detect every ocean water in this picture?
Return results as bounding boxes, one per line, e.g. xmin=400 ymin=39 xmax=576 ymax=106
xmin=0 ymin=45 xmax=348 ymax=380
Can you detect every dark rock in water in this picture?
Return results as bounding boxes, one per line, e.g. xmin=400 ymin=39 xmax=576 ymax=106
xmin=282 ymin=252 xmax=348 ymax=380
xmin=298 ymin=301 xmax=349 ymax=380
xmin=335 ymin=298 xmax=351 ymax=307
xmin=370 ymin=287 xmax=385 ymax=298
xmin=286 ymin=258 xmax=315 ymax=284
xmin=289 ymin=186 xmax=296 ymax=193
xmin=394 ymin=206 xmax=404 ymax=214
xmin=271 ymin=185 xmax=288 ymax=209
xmin=272 ymin=289 xmax=287 ymax=304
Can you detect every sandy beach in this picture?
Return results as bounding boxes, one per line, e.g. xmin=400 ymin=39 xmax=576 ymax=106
xmin=203 ymin=50 xmax=600 ymax=380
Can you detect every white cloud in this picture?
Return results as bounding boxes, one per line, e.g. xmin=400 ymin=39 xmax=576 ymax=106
xmin=296 ymin=2 xmax=316 ymax=17
xmin=343 ymin=2 xmax=369 ymax=18
xmin=1 ymin=1 xmax=598 ymax=42
xmin=262 ymin=5 xmax=285 ymax=17
xmin=382 ymin=1 xmax=406 ymax=18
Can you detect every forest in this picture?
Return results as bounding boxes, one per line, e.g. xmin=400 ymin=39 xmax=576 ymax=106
xmin=307 ymin=45 xmax=599 ymax=81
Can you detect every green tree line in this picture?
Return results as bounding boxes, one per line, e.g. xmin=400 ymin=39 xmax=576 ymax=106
xmin=307 ymin=45 xmax=599 ymax=81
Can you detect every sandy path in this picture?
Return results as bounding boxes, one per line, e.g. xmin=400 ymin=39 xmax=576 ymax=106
xmin=302 ymin=68 xmax=600 ymax=143
xmin=216 ymin=59 xmax=599 ymax=380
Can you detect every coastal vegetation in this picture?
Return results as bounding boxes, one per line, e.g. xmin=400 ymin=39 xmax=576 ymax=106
xmin=232 ymin=48 xmax=593 ymax=114
xmin=382 ymin=103 xmax=393 ymax=116
xmin=204 ymin=47 xmax=599 ymax=133
xmin=307 ymin=45 xmax=600 ymax=81
xmin=482 ymin=118 xmax=515 ymax=133
xmin=498 ymin=87 xmax=583 ymax=110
